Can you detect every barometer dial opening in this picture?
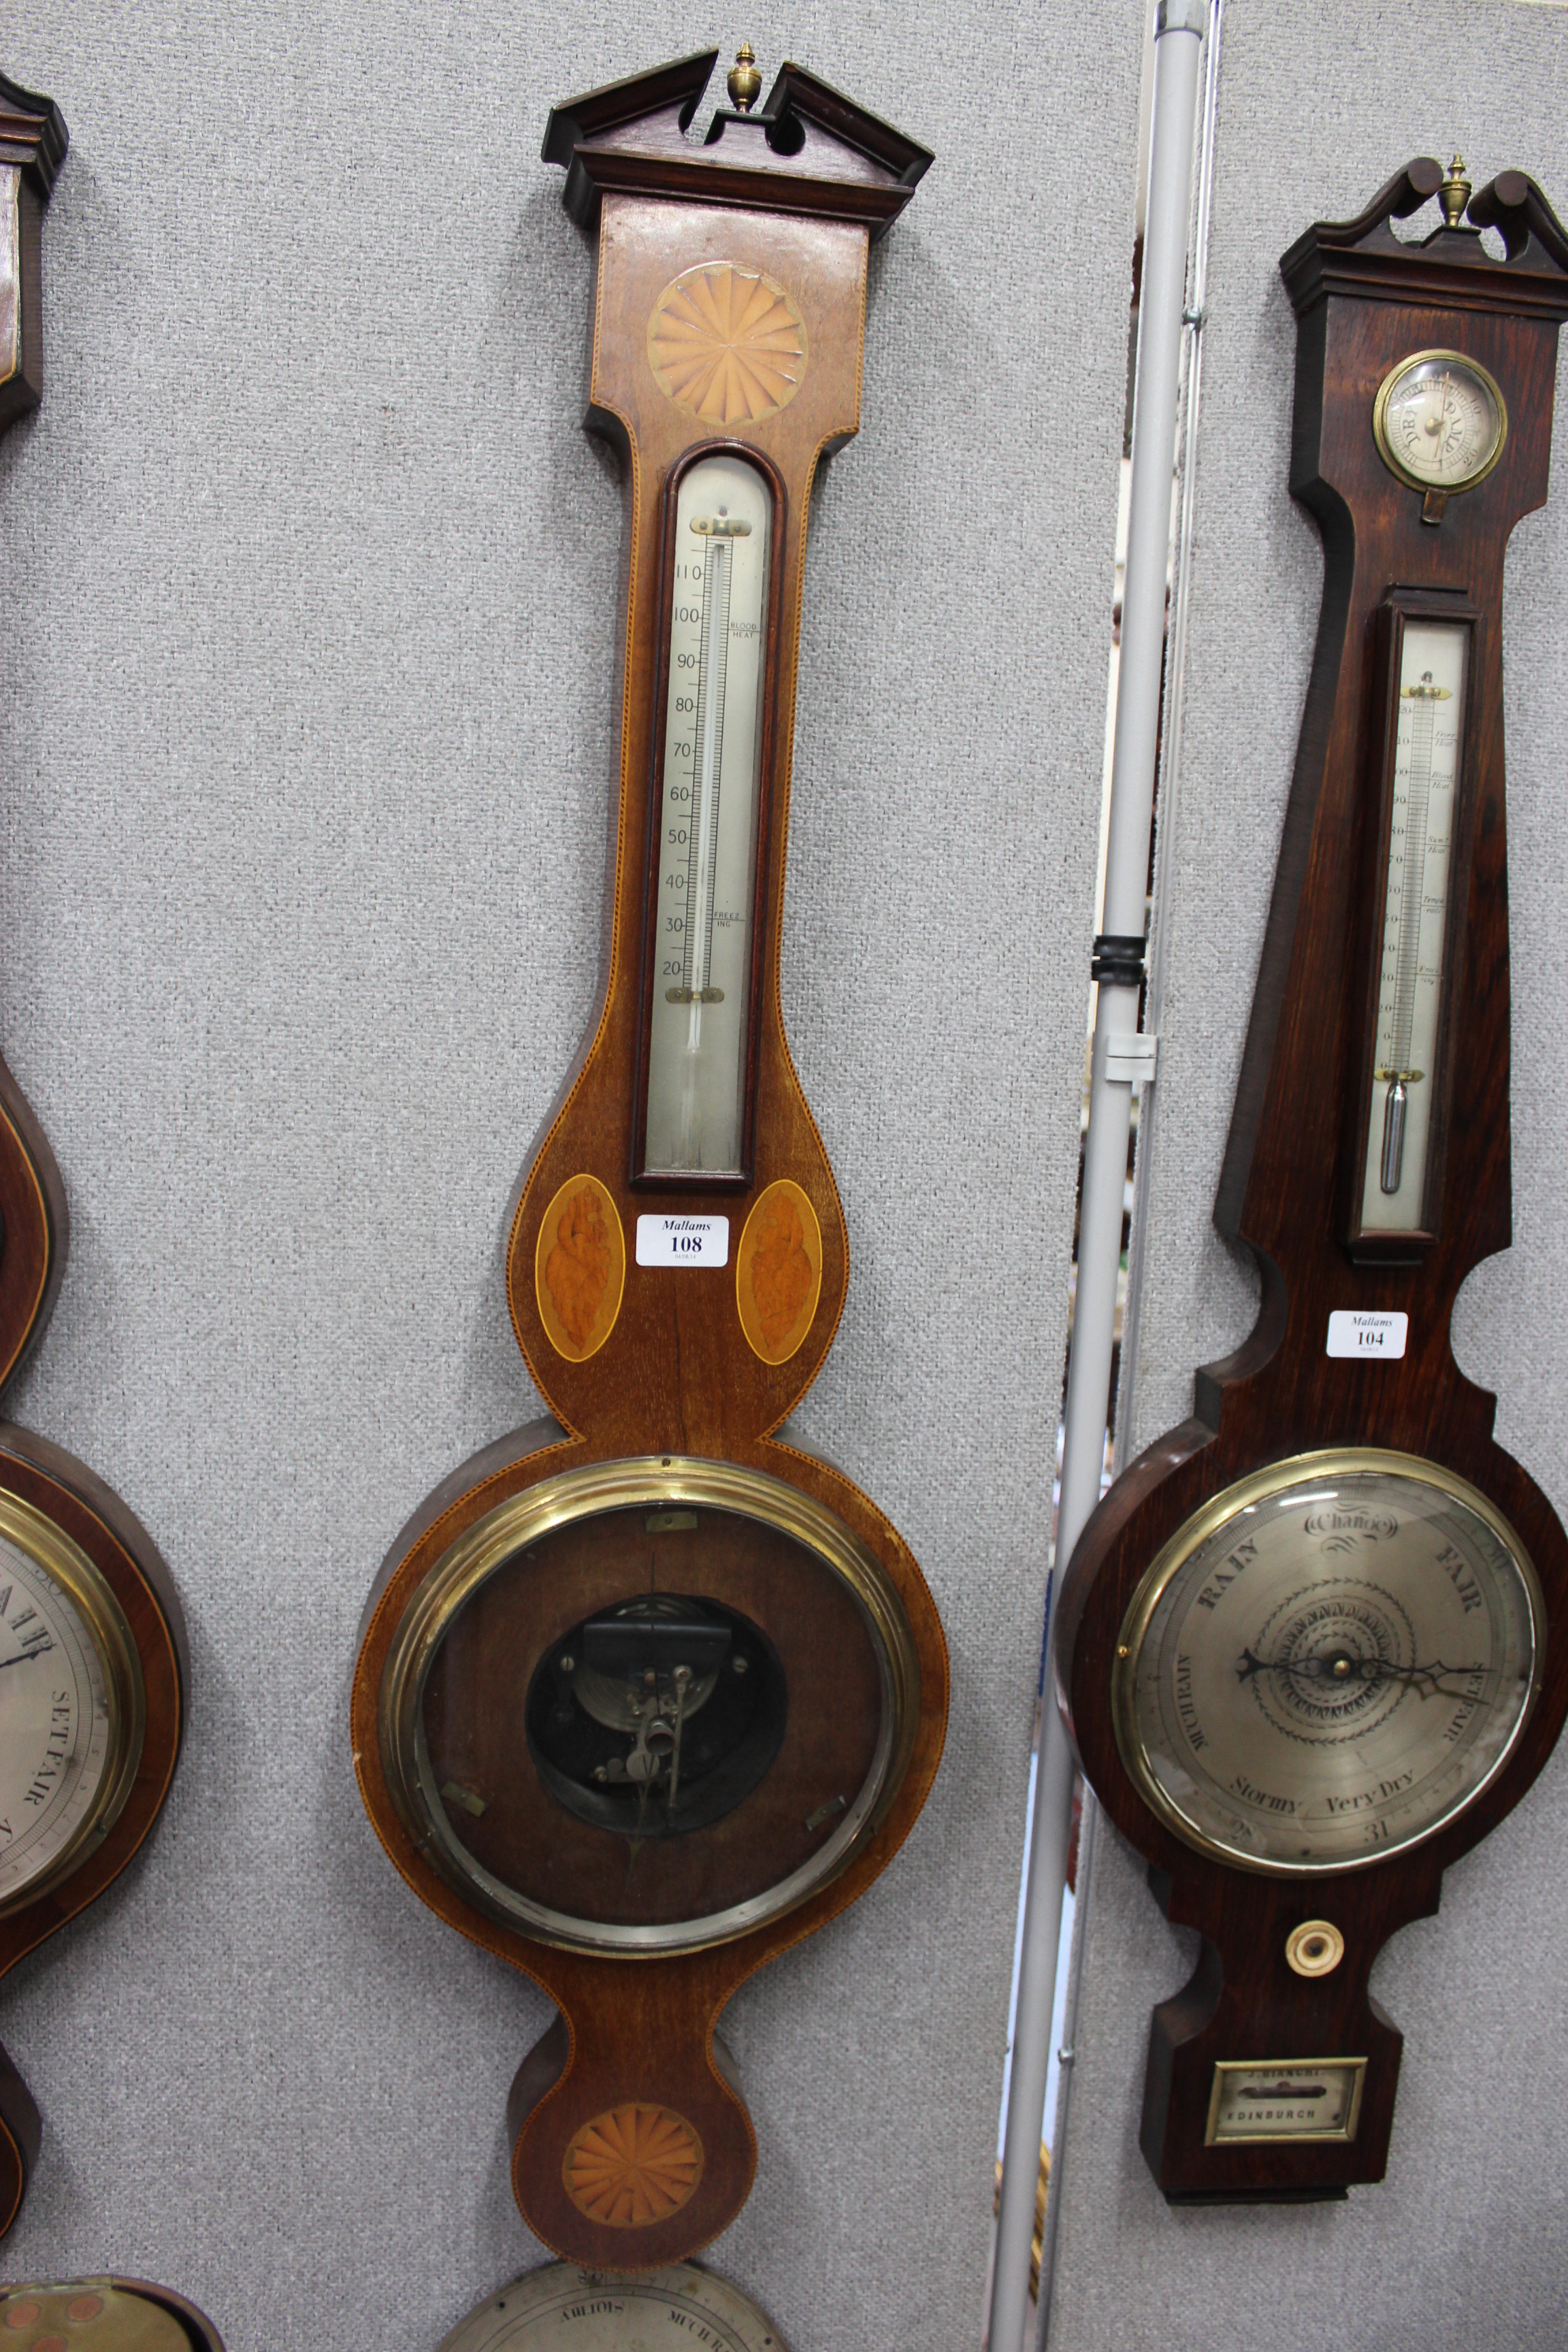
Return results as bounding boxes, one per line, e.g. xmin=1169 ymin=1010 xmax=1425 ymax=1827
xmin=1113 ymin=1451 xmax=1541 ymax=1875
xmin=0 ymin=1502 xmax=144 ymax=1918
xmin=379 ymin=1460 xmax=919 ymax=1955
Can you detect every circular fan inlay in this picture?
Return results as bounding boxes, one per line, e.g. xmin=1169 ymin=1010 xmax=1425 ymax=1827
xmin=562 ymin=2101 xmax=704 ymax=2226
xmin=647 ymin=264 xmax=806 ymax=424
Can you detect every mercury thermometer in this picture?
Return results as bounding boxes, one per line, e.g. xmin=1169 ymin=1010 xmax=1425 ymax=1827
xmin=640 ymin=452 xmax=772 ymax=1178
xmin=1358 ymin=615 xmax=1469 ymax=1237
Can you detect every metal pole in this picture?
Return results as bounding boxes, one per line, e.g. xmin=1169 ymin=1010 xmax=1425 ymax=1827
xmin=1030 ymin=20 xmax=1226 ymax=2349
xmin=1118 ymin=0 xmax=1226 ymax=1441
xmin=986 ymin=10 xmax=1205 ymax=2347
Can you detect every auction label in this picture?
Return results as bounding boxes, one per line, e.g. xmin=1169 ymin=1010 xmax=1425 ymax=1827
xmin=1326 ymin=1310 xmax=1407 ymax=1360
xmin=636 ymin=1214 xmax=730 ymax=1269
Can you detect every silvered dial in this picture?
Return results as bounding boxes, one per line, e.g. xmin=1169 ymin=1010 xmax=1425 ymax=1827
xmin=438 ymin=2264 xmax=787 ymax=2352
xmin=1113 ymin=1450 xmax=1540 ymax=1874
xmin=0 ymin=1512 xmax=139 ymax=1913
xmin=1373 ymin=349 xmax=1506 ymax=492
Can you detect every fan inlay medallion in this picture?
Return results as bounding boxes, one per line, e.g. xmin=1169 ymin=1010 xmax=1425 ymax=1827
xmin=647 ymin=263 xmax=806 ymax=424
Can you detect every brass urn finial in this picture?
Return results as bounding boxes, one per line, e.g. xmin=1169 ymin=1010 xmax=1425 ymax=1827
xmin=728 ymin=42 xmax=762 ymax=112
xmin=1440 ymin=151 xmax=1471 ymax=229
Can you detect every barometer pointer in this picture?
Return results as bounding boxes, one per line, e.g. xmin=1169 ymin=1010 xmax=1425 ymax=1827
xmin=1235 ymin=1650 xmax=1485 ymax=1696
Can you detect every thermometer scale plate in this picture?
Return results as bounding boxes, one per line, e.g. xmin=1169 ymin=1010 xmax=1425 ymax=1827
xmin=1348 ymin=591 xmax=1480 ymax=1256
xmin=637 ymin=444 xmax=785 ymax=1183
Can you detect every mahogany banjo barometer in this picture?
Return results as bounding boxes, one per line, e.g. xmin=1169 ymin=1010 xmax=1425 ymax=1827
xmin=1058 ymin=155 xmax=1568 ymax=2201
xmin=353 ymin=46 xmax=947 ymax=2277
xmin=0 ymin=70 xmax=187 ymax=2234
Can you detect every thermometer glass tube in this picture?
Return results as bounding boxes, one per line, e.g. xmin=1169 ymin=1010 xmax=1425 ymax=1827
xmin=640 ymin=453 xmax=772 ymax=1178
xmin=1359 ymin=619 xmax=1469 ymax=1234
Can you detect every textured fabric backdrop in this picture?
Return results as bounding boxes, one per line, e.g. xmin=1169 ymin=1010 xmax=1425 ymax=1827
xmin=0 ymin=6 xmax=1141 ymax=2349
xmin=1047 ymin=4 xmax=1568 ymax=2347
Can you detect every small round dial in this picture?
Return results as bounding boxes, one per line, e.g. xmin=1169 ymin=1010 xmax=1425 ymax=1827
xmin=0 ymin=2281 xmax=206 ymax=2352
xmin=379 ymin=1457 xmax=919 ymax=1955
xmin=1113 ymin=1450 xmax=1541 ymax=1875
xmin=0 ymin=1504 xmax=143 ymax=1916
xmin=438 ymin=2264 xmax=785 ymax=2352
xmin=1373 ymin=349 xmax=1507 ymax=493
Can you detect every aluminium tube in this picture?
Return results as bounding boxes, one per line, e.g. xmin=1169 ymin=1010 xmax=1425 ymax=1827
xmin=986 ymin=10 xmax=1205 ymax=2348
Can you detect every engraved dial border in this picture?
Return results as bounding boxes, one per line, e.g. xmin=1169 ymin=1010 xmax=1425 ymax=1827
xmin=0 ymin=1492 xmax=146 ymax=1919
xmin=1371 ymin=347 xmax=1508 ymax=497
xmin=378 ymin=1455 xmax=921 ymax=1956
xmin=434 ymin=2261 xmax=788 ymax=2352
xmin=1111 ymin=1447 xmax=1544 ymax=1879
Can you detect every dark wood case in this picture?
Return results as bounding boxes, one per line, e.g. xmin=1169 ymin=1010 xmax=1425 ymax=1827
xmin=1056 ymin=161 xmax=1568 ymax=2200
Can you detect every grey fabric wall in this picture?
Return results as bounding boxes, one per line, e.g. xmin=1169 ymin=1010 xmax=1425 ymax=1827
xmin=0 ymin=6 xmax=1141 ymax=2349
xmin=1047 ymin=5 xmax=1568 ymax=2347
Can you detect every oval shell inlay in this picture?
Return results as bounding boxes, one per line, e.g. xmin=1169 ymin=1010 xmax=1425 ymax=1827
xmin=563 ymin=2101 xmax=704 ymax=2227
xmin=647 ymin=263 xmax=806 ymax=425
xmin=534 ymin=1175 xmax=625 ymax=1362
xmin=736 ymin=1179 xmax=823 ymax=1365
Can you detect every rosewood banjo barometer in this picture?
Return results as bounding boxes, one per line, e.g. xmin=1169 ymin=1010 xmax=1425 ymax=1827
xmin=0 ymin=71 xmax=187 ymax=2234
xmin=353 ymin=46 xmax=947 ymax=2274
xmin=1058 ymin=155 xmax=1568 ymax=2200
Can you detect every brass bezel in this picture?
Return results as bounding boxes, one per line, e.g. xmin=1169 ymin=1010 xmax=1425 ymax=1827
xmin=1111 ymin=1447 xmax=1545 ymax=1878
xmin=1372 ymin=347 xmax=1507 ymax=496
xmin=379 ymin=1454 xmax=921 ymax=1957
xmin=1204 ymin=2057 xmax=1367 ymax=2148
xmin=0 ymin=1492 xmax=146 ymax=1918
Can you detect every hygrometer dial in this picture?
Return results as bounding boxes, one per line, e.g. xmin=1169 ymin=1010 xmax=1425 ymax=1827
xmin=0 ymin=1496 xmax=144 ymax=1916
xmin=1372 ymin=348 xmax=1506 ymax=493
xmin=438 ymin=2265 xmax=785 ymax=2352
xmin=1113 ymin=1450 xmax=1541 ymax=1875
xmin=379 ymin=1458 xmax=919 ymax=1955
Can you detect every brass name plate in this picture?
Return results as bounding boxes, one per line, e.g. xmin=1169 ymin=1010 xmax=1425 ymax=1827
xmin=1205 ymin=2058 xmax=1367 ymax=2146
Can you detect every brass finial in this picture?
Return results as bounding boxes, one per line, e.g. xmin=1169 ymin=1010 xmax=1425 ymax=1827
xmin=728 ymin=42 xmax=762 ymax=112
xmin=1440 ymin=151 xmax=1471 ymax=229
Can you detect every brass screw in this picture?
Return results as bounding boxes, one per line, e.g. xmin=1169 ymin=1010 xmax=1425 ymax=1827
xmin=728 ymin=41 xmax=762 ymax=112
xmin=1440 ymin=151 xmax=1471 ymax=230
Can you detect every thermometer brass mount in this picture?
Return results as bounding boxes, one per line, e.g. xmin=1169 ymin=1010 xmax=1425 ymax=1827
xmin=1056 ymin=159 xmax=1568 ymax=2200
xmin=0 ymin=71 xmax=187 ymax=2235
xmin=353 ymin=48 xmax=947 ymax=2272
